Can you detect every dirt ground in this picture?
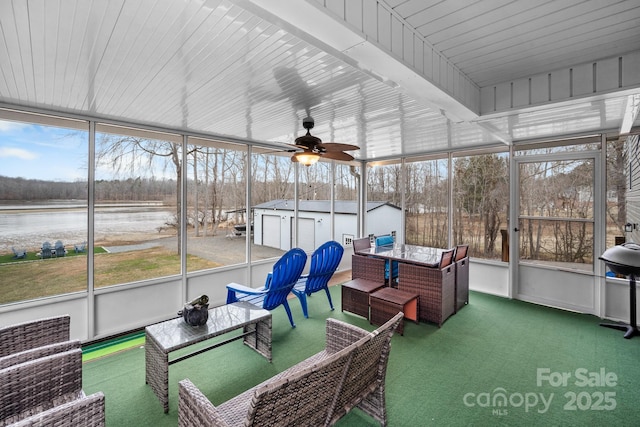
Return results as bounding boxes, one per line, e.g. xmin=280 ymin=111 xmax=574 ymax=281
xmin=191 ymin=234 xmax=284 ymax=263
xmin=135 ymin=231 xmax=286 ymax=265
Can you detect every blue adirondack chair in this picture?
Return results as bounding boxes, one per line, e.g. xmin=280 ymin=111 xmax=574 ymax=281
xmin=226 ymin=248 xmax=307 ymax=328
xmin=54 ymin=240 xmax=66 ymax=257
xmin=292 ymin=241 xmax=344 ymax=318
xmin=11 ymin=247 xmax=27 ymax=259
xmin=40 ymin=241 xmax=52 ymax=259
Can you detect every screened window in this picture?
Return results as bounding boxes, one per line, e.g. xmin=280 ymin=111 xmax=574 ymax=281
xmin=335 ymin=163 xmax=359 ymax=247
xmin=250 ymin=151 xmax=292 ymax=260
xmin=0 ymin=111 xmax=88 ymax=304
xmin=517 ymin=157 xmax=595 ymax=270
xmin=403 ymin=157 xmax=449 ymax=248
xmin=452 ymin=151 xmax=509 ymax=260
xmin=94 ymin=125 xmax=181 ymax=287
xmin=186 ymin=137 xmax=246 ymax=271
xmin=367 ymin=160 xmax=403 ymax=240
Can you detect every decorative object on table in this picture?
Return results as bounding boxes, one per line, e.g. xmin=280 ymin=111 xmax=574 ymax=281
xmin=178 ymin=295 xmax=209 ymax=326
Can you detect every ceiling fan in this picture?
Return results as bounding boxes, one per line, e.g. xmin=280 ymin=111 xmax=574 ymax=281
xmin=289 ymin=117 xmax=359 ymax=166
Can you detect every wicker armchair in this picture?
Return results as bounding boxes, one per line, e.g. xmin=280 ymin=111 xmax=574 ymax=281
xmin=0 ymin=315 xmax=70 ymax=357
xmin=178 ymin=313 xmax=403 ymax=427
xmin=398 ymin=250 xmax=456 ymax=327
xmin=351 ymin=254 xmax=386 ymax=284
xmin=9 ymin=392 xmax=105 ymax=427
xmin=0 ymin=349 xmax=83 ymax=426
xmin=352 ymin=237 xmax=371 ymax=253
xmin=327 ymin=313 xmax=401 ymax=426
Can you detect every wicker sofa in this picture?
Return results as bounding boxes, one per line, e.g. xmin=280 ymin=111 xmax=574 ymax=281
xmin=178 ymin=312 xmax=404 ymax=427
xmin=1 ymin=349 xmax=76 ymax=425
xmin=0 ymin=316 xmax=105 ymax=427
xmin=0 ymin=348 xmax=105 ymax=427
xmin=9 ymin=392 xmax=105 ymax=427
xmin=0 ymin=340 xmax=81 ymax=370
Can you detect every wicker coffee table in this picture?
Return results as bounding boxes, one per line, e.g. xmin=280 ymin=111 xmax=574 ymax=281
xmin=341 ymin=278 xmax=386 ymax=319
xmin=369 ymin=287 xmax=419 ymax=335
xmin=145 ymin=301 xmax=271 ymax=413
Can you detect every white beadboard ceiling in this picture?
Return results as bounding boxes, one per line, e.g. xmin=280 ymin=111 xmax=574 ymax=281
xmin=391 ymin=0 xmax=640 ymax=87
xmin=0 ymin=0 xmax=639 ymax=161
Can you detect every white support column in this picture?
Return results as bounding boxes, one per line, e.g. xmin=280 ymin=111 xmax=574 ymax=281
xmin=181 ymin=135 xmax=188 ymax=304
xmin=87 ymin=120 xmax=96 ymax=339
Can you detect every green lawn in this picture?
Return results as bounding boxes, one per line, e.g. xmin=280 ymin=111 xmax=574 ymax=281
xmin=0 ymin=247 xmax=219 ymax=305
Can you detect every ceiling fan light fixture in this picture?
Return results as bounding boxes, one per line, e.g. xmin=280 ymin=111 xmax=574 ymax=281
xmin=288 ymin=116 xmax=359 ymax=165
xmin=294 ymin=152 xmax=320 ymax=166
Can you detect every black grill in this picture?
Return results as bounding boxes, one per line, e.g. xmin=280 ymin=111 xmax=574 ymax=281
xmin=599 ymin=243 xmax=640 ymax=339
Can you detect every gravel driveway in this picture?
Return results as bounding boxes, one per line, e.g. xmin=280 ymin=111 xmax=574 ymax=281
xmin=104 ymin=231 xmax=285 ymax=265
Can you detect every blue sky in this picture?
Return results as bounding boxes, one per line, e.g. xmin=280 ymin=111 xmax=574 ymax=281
xmin=0 ymin=120 xmax=174 ymax=182
xmin=0 ymin=120 xmax=88 ymax=182
xmin=0 ymin=118 xmax=318 ymax=184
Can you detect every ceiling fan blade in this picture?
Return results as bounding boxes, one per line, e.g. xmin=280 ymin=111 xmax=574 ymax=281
xmin=322 ymin=151 xmax=354 ymax=161
xmin=317 ymin=142 xmax=360 ymax=152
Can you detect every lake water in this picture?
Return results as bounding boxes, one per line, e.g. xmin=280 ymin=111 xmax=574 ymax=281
xmin=0 ymin=203 xmax=174 ymax=252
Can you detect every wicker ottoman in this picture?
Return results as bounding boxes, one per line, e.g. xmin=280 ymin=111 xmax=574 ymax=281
xmin=341 ymin=279 xmax=385 ymax=319
xmin=369 ymin=288 xmax=419 ymax=335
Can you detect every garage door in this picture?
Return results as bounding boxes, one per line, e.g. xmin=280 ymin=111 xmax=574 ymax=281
xmin=262 ymin=214 xmax=281 ymax=249
xmin=297 ymin=218 xmax=315 ymax=253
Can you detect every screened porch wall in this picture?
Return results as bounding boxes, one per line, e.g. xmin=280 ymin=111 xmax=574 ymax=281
xmin=0 ymin=111 xmax=637 ymax=341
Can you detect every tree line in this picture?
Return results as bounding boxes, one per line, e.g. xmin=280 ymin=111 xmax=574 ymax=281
xmin=5 ymin=131 xmax=624 ymax=263
xmin=0 ymin=175 xmax=176 ymax=202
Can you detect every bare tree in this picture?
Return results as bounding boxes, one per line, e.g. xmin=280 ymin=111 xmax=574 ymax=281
xmin=453 ymin=154 xmax=508 ymax=257
xmin=96 ymin=133 xmax=185 ymax=253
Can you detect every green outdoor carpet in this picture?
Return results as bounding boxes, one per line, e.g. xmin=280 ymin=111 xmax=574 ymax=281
xmin=82 ymin=287 xmax=640 ymax=426
xmin=82 ymin=331 xmax=145 ymax=362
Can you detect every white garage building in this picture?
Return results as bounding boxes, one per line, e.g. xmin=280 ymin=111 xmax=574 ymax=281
xmin=253 ymin=200 xmax=402 ymax=253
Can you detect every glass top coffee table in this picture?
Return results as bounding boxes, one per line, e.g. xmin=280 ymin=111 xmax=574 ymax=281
xmin=145 ymin=301 xmax=272 ymax=413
